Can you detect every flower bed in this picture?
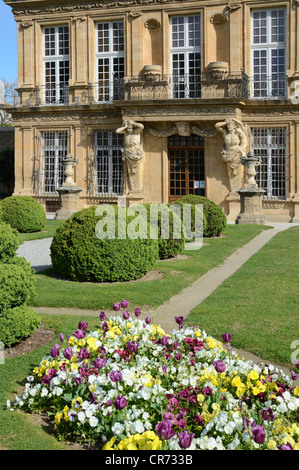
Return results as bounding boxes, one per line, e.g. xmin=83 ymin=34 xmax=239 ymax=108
xmin=7 ymin=302 xmax=299 ymax=451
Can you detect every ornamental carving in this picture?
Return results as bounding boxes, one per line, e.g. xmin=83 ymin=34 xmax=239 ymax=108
xmin=210 ymin=13 xmax=228 ymax=25
xmin=146 ymin=122 xmax=218 ymax=138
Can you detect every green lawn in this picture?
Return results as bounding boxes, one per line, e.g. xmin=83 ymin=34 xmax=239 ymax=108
xmin=30 ymin=224 xmax=269 ymax=312
xmin=0 ymin=315 xmax=100 ymax=450
xmin=186 ymin=226 xmax=299 ymax=368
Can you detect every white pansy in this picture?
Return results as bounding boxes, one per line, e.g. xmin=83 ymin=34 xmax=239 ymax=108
xmin=112 ymin=422 xmax=125 ymax=435
xmin=89 ymin=416 xmax=99 ymax=427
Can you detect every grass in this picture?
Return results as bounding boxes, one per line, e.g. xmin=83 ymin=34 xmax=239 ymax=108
xmin=0 ymin=315 xmax=100 ymax=450
xmin=186 ymin=226 xmax=299 ymax=368
xmin=30 ymin=224 xmax=270 ymax=312
xmin=17 ymin=220 xmax=64 ymax=244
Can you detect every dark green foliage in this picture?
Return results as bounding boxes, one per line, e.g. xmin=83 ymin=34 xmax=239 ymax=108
xmin=0 ymin=221 xmax=19 ymax=263
xmin=0 ymin=219 xmax=40 ymax=347
xmin=0 ymin=306 xmax=41 ymax=347
xmin=50 ymin=206 xmax=159 ymax=282
xmin=0 ymin=261 xmax=36 ymax=311
xmin=142 ymin=203 xmax=185 ymax=259
xmin=1 ymin=195 xmax=46 ymax=233
xmin=175 ymin=195 xmax=227 ymax=238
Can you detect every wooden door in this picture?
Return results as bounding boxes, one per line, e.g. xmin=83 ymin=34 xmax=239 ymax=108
xmin=168 ymin=134 xmax=205 ymax=203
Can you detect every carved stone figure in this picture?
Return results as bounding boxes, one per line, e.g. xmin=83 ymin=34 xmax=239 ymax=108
xmin=215 ymin=118 xmax=248 ymax=192
xmin=116 ymin=119 xmax=144 ymax=190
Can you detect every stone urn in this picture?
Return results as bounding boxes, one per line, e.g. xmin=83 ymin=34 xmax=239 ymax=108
xmin=61 ymin=154 xmax=78 ymax=187
xmin=241 ymin=151 xmax=261 ymax=188
xmin=142 ymin=65 xmax=162 ymax=81
xmin=206 ymin=61 xmax=229 ymax=79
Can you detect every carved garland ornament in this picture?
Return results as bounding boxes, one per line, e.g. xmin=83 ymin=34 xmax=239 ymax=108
xmin=146 ymin=122 xmax=218 ymax=138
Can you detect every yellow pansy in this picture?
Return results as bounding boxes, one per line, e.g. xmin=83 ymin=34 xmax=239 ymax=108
xmin=267 ymin=440 xmax=277 ymax=450
xmin=194 ymin=330 xmax=202 ymax=337
xmin=231 ymin=376 xmax=242 ymax=387
xmin=294 ymin=386 xmax=299 ymax=397
xmin=247 ymin=370 xmax=259 ymax=381
xmin=102 ymin=436 xmax=117 ymax=450
xmin=236 ymin=384 xmax=247 ymax=397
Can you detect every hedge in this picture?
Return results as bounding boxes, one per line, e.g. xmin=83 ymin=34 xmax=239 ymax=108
xmin=1 ymin=195 xmax=46 ymax=233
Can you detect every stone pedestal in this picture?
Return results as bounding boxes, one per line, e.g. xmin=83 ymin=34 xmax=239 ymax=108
xmin=226 ymin=191 xmax=241 ymax=222
xmin=235 ymin=187 xmax=266 ymax=225
xmin=54 ymin=186 xmax=83 ymax=220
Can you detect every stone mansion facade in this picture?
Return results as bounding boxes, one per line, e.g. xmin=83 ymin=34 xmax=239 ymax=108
xmin=3 ymin=0 xmax=299 ymax=221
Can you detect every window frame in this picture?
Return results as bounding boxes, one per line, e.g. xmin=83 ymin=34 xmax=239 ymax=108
xmin=250 ymin=8 xmax=287 ymax=99
xmin=41 ymin=130 xmax=68 ymax=195
xmin=42 ymin=25 xmax=70 ymax=105
xmin=94 ymin=130 xmax=123 ymax=196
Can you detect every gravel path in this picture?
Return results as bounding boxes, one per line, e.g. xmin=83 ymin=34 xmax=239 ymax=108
xmin=17 ymin=238 xmax=53 ymax=272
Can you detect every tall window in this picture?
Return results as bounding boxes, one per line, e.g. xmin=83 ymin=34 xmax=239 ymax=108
xmin=251 ymin=127 xmax=287 ymax=200
xmin=251 ymin=9 xmax=286 ymax=98
xmin=43 ymin=26 xmax=69 ymax=104
xmin=96 ymin=22 xmax=124 ymax=102
xmin=170 ymin=15 xmax=201 ymax=99
xmin=94 ymin=131 xmax=123 ymax=195
xmin=41 ymin=131 xmax=68 ymax=194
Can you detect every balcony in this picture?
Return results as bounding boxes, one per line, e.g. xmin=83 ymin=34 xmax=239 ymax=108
xmin=20 ymin=73 xmax=289 ymax=107
xmin=27 ymin=84 xmax=70 ymax=106
xmin=81 ymin=71 xmax=249 ymax=104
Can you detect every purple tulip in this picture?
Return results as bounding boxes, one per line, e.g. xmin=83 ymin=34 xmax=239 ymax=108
xmin=123 ymin=310 xmax=130 ymax=320
xmin=155 ymin=420 xmax=176 ymax=440
xmin=109 ymin=370 xmax=122 ymax=382
xmin=175 ymin=316 xmax=184 ymax=329
xmin=278 ymin=442 xmax=293 ymax=450
xmin=126 ymin=341 xmax=139 ymax=353
xmin=101 ymin=322 xmax=109 ymax=332
xmin=178 ymin=430 xmax=195 ymax=449
xmin=145 ymin=317 xmax=151 ymax=324
xmin=94 ymin=357 xmax=107 ymax=369
xmin=252 ymin=424 xmax=266 ymax=445
xmin=113 ymin=395 xmax=127 ymax=410
xmin=221 ymin=332 xmax=231 ymax=343
xmin=213 ymin=360 xmax=226 ymax=373
xmin=59 ymin=333 xmax=64 ymax=343
xmin=77 ymin=347 xmax=90 ymax=361
xmin=50 ymin=343 xmax=60 ymax=358
xmin=113 ymin=303 xmax=120 ymax=311
xmin=99 ymin=311 xmax=106 ymax=321
xmin=73 ymin=329 xmax=85 ymax=339
xmin=63 ymin=347 xmax=73 ymax=360
xmin=78 ymin=321 xmax=88 ymax=331
xmin=162 ymin=365 xmax=167 ymax=375
xmin=121 ymin=300 xmax=129 ymax=308
xmin=135 ymin=307 xmax=141 ymax=317
xmin=261 ymin=407 xmax=275 ymax=422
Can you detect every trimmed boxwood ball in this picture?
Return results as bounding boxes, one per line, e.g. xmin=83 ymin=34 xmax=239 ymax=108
xmin=1 ymin=195 xmax=46 ymax=233
xmin=142 ymin=203 xmax=185 ymax=259
xmin=0 ymin=221 xmax=19 ymax=263
xmin=0 ymin=260 xmax=36 ymax=311
xmin=0 ymin=305 xmax=41 ymax=347
xmin=175 ymin=195 xmax=227 ymax=238
xmin=50 ymin=206 xmax=159 ymax=282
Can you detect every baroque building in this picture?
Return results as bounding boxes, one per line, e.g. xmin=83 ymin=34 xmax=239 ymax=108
xmin=3 ymin=0 xmax=299 ymax=221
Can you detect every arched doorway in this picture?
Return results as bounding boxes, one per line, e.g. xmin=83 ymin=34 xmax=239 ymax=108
xmin=168 ymin=134 xmax=205 ymax=203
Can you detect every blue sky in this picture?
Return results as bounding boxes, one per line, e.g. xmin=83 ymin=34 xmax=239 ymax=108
xmin=0 ymin=2 xmax=17 ymax=83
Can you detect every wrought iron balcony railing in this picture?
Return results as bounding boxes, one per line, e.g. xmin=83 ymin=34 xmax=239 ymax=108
xmin=250 ymin=74 xmax=288 ymax=100
xmin=21 ymin=72 xmax=289 ymax=106
xmin=81 ymin=71 xmax=249 ymax=103
xmin=29 ymin=84 xmax=70 ymax=106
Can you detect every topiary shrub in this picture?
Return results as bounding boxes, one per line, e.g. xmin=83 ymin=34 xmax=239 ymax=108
xmin=142 ymin=203 xmax=185 ymax=259
xmin=1 ymin=195 xmax=46 ymax=233
xmin=0 ymin=221 xmax=19 ymax=263
xmin=0 ymin=262 xmax=36 ymax=311
xmin=0 ymin=219 xmax=40 ymax=347
xmin=0 ymin=305 xmax=41 ymax=347
xmin=50 ymin=206 xmax=159 ymax=282
xmin=175 ymin=195 xmax=227 ymax=238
